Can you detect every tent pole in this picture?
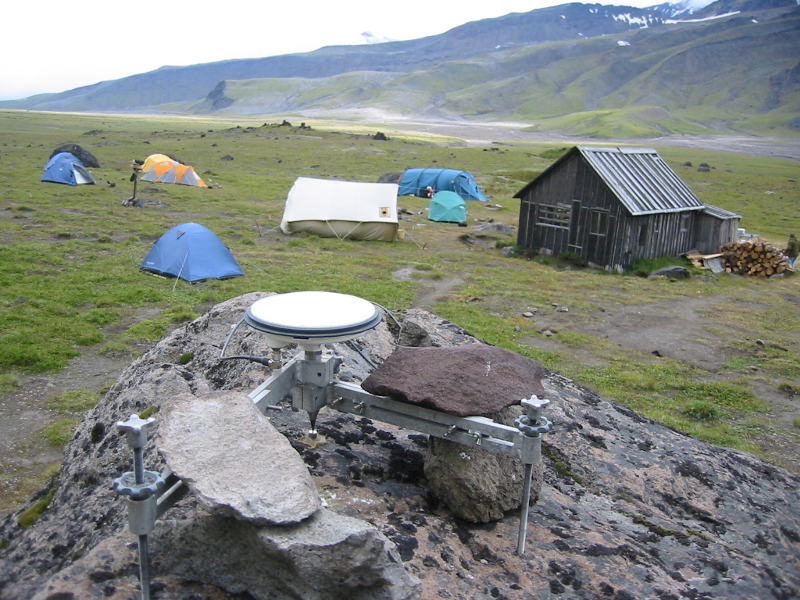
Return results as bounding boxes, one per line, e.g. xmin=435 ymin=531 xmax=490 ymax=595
xmin=340 ymin=222 xmax=365 ymax=241
xmin=325 ymin=221 xmax=344 ymax=241
xmin=173 ymin=253 xmax=189 ymax=290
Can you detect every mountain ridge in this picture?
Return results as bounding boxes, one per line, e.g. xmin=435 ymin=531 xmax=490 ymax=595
xmin=2 ymin=0 xmax=798 ymax=138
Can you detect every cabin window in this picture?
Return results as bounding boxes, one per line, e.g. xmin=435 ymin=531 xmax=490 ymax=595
xmin=590 ymin=210 xmax=608 ymax=236
xmin=537 ymin=204 xmax=571 ymax=228
xmin=638 ymin=224 xmax=647 ymax=246
xmin=680 ymin=213 xmax=690 ymax=233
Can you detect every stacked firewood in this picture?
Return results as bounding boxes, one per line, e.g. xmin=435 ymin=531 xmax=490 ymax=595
xmin=720 ymin=240 xmax=792 ymax=277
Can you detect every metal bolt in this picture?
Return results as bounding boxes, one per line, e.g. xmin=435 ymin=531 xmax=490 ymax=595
xmin=516 ymin=396 xmax=552 ymax=437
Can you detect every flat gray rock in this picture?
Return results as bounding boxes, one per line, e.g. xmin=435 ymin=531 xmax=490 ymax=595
xmin=151 ymin=508 xmax=420 ymax=600
xmin=362 ymin=344 xmax=546 ymax=417
xmin=158 ymin=391 xmax=320 ymax=525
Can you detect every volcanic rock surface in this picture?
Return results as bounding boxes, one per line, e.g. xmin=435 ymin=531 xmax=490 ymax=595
xmin=0 ymin=292 xmax=798 ymax=600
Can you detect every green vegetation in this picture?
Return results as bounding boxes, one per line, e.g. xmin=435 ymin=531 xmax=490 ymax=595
xmin=0 ymin=373 xmax=21 ymax=394
xmin=17 ymin=487 xmax=56 ymax=529
xmin=139 ymin=406 xmax=158 ymax=419
xmin=0 ymin=109 xmax=798 ymax=514
xmin=46 ymin=389 xmax=98 ymax=414
xmin=557 ymin=251 xmax=588 ymax=268
xmin=542 ymin=444 xmax=584 ymax=485
xmin=42 ymin=420 xmax=80 ymax=446
xmin=681 ymin=400 xmax=724 ymax=421
xmin=628 ymin=256 xmax=697 ymax=278
xmin=632 ymin=515 xmax=679 ymax=538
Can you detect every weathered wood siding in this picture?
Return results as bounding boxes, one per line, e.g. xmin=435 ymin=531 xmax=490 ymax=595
xmin=517 ymin=154 xmax=703 ymax=270
xmin=517 ymin=154 xmax=578 ymax=255
xmin=614 ymin=211 xmax=698 ymax=268
xmin=694 ymin=213 xmax=740 ymax=253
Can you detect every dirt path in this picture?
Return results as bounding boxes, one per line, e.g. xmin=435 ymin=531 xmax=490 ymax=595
xmin=0 ymin=352 xmax=134 ymax=518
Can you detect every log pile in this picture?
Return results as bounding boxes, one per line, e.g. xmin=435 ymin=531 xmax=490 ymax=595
xmin=720 ymin=240 xmax=792 ymax=277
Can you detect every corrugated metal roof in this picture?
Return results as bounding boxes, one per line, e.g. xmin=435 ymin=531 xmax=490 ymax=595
xmin=702 ymin=203 xmax=741 ymax=219
xmin=577 ymin=146 xmax=705 ymax=216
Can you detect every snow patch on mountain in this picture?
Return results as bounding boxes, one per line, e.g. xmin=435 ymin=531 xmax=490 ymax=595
xmin=649 ymin=0 xmax=717 ymax=18
xmin=666 ymin=11 xmax=741 ymax=23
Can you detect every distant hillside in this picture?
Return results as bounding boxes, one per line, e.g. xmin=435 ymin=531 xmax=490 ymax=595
xmin=2 ymin=0 xmax=798 ymax=138
xmin=185 ymin=5 xmax=800 ymax=137
xmin=1 ymin=3 xmax=667 ymax=113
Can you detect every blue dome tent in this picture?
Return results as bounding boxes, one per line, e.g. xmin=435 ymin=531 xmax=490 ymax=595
xmin=429 ymin=191 xmax=467 ymax=223
xmin=398 ymin=168 xmax=487 ymax=202
xmin=141 ymin=222 xmax=244 ymax=283
xmin=41 ymin=152 xmax=96 ymax=186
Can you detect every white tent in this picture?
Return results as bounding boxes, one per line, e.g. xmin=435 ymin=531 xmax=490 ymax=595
xmin=280 ymin=177 xmax=400 ymax=241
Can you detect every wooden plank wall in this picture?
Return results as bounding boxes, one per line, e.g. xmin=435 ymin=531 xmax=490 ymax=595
xmin=516 ymin=154 xmax=723 ymax=270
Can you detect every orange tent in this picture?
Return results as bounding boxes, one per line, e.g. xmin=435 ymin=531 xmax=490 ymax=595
xmin=140 ymin=155 xmax=208 ymax=187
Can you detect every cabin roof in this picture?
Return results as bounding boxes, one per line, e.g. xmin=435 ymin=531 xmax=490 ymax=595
xmin=702 ymin=203 xmax=741 ymax=220
xmin=515 ymin=146 xmax=707 ymax=216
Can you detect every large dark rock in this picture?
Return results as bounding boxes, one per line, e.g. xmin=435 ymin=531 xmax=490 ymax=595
xmin=649 ymin=265 xmax=691 ymax=279
xmin=49 ymin=143 xmax=100 ymax=168
xmin=424 ymin=404 xmax=543 ymax=523
xmin=362 ymin=344 xmax=548 ymax=522
xmin=361 ymin=344 xmax=546 ymax=417
xmin=1 ymin=298 xmax=798 ymax=600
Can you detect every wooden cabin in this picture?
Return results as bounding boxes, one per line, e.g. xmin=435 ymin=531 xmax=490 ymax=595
xmin=514 ymin=146 xmax=741 ymax=271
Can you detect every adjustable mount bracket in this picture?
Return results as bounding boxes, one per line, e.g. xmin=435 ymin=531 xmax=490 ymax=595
xmin=232 ymin=291 xmax=553 ymax=554
xmin=115 ymin=292 xmax=551 ymax=600
xmin=114 ymin=415 xmax=190 ymax=600
xmin=248 ymin=349 xmax=552 ymax=556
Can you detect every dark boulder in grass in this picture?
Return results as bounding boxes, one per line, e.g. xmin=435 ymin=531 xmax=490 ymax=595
xmin=649 ymin=265 xmax=692 ymax=279
xmin=49 ymin=144 xmax=100 ymax=168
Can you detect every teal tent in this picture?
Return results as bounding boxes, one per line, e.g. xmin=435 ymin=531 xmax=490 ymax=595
xmin=429 ymin=191 xmax=467 ymax=223
xmin=399 ymin=168 xmax=487 ymax=202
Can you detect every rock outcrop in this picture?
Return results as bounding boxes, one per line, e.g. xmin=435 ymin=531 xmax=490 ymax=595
xmin=1 ymin=293 xmax=799 ymax=600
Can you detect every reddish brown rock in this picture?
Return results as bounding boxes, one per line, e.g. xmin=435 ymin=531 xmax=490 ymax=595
xmin=361 ymin=344 xmax=546 ymax=417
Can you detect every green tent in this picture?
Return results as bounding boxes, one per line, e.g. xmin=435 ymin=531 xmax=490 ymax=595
xmin=429 ymin=191 xmax=467 ymax=223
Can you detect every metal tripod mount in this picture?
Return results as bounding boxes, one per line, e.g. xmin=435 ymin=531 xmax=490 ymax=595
xmin=248 ymin=345 xmax=553 ymax=556
xmin=114 ymin=415 xmax=190 ymax=600
xmin=221 ymin=290 xmax=554 ymax=555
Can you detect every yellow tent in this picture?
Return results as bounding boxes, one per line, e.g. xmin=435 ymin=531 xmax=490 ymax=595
xmin=140 ymin=154 xmax=208 ymax=188
xmin=141 ymin=154 xmax=176 ymax=173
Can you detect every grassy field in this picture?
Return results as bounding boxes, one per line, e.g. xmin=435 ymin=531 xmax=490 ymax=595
xmin=1 ymin=109 xmax=798 ymax=515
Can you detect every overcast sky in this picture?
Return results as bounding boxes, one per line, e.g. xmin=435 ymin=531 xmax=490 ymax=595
xmin=1 ymin=0 xmax=662 ymax=101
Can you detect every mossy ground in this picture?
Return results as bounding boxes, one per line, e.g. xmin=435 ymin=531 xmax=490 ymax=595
xmin=1 ymin=110 xmax=798 ymax=518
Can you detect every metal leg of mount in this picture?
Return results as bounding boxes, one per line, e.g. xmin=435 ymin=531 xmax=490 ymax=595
xmin=138 ymin=534 xmax=151 ymax=600
xmin=515 ymin=396 xmax=552 ymax=557
xmin=114 ymin=415 xmax=165 ymax=600
xmin=517 ymin=462 xmax=534 ymax=557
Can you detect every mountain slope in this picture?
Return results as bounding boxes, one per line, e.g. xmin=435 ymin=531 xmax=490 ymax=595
xmin=176 ymin=7 xmax=799 ymax=137
xmin=0 ymin=3 xmax=671 ymax=112
xmin=1 ymin=0 xmax=797 ymax=138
